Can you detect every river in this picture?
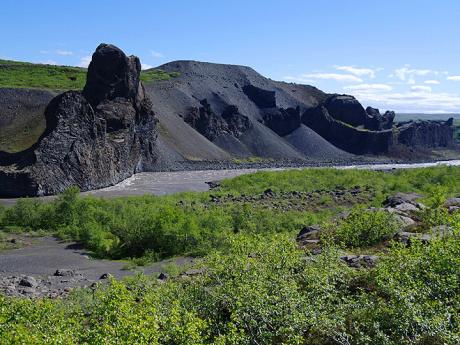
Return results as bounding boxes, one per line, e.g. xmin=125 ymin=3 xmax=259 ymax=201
xmin=1 ymin=160 xmax=460 ymax=206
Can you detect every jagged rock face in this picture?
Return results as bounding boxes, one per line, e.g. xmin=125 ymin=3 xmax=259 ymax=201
xmin=365 ymin=107 xmax=395 ymax=131
xmin=262 ymin=107 xmax=301 ymax=136
xmin=83 ymin=44 xmax=142 ymax=107
xmin=242 ymin=85 xmax=276 ymax=108
xmin=324 ymin=95 xmax=368 ymax=127
xmin=302 ymin=105 xmax=393 ymax=154
xmin=323 ymin=96 xmax=395 ymax=131
xmin=221 ymin=105 xmax=252 ymax=137
xmin=184 ymin=100 xmax=252 ymax=141
xmin=397 ymin=119 xmax=454 ymax=148
xmin=0 ymin=44 xmax=158 ymax=197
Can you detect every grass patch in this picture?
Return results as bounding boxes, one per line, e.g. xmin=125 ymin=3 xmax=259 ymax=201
xmin=0 ymin=60 xmax=86 ymax=90
xmin=0 ymin=59 xmax=180 ymax=90
xmin=140 ymin=69 xmax=180 ymax=83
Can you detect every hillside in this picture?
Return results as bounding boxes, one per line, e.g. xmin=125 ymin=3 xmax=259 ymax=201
xmin=0 ymin=57 xmax=351 ymax=162
xmin=0 ymin=44 xmax=457 ymax=196
xmin=144 ymin=60 xmax=352 ymax=163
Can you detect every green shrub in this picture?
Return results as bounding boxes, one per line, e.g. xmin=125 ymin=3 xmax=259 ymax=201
xmin=421 ymin=185 xmax=450 ymax=228
xmin=333 ymin=206 xmax=399 ymax=248
xmin=1 ymin=229 xmax=460 ymax=344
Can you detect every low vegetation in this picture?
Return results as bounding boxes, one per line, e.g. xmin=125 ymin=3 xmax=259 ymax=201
xmin=0 ymin=59 xmax=179 ymax=90
xmin=140 ymin=69 xmax=180 ymax=83
xmin=1 ymin=166 xmax=460 ymax=343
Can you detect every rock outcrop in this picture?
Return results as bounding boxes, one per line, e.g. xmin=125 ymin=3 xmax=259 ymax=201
xmin=183 ymin=100 xmax=252 ymax=140
xmin=0 ymin=44 xmax=158 ymax=197
xmin=396 ymin=118 xmax=454 ymax=148
xmin=242 ymin=85 xmax=276 ymax=108
xmin=365 ymin=107 xmax=395 ymax=131
xmin=261 ymin=107 xmax=301 ymax=136
xmin=302 ymin=102 xmax=393 ymax=154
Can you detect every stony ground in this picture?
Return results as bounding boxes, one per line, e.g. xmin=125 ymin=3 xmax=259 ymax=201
xmin=0 ymin=236 xmax=194 ymax=298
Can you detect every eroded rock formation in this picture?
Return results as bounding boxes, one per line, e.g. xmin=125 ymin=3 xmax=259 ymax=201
xmin=0 ymin=44 xmax=158 ymax=197
xmin=184 ymin=100 xmax=252 ymax=140
xmin=396 ymin=118 xmax=454 ymax=148
xmin=302 ymin=99 xmax=393 ymax=154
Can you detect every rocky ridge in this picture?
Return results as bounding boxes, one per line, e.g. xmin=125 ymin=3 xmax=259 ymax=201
xmin=0 ymin=45 xmax=457 ymax=196
xmin=0 ymin=44 xmax=158 ymax=197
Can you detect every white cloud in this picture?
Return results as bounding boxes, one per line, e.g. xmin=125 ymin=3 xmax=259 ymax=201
xmin=334 ymin=65 xmax=379 ymax=78
xmin=424 ymin=80 xmax=440 ymax=85
xmin=56 ymin=50 xmax=74 ymax=56
xmin=351 ymin=88 xmax=460 ymax=113
xmin=447 ymin=75 xmax=460 ymax=81
xmin=344 ymin=83 xmax=392 ymax=92
xmin=78 ymin=55 xmax=92 ymax=67
xmin=40 ymin=49 xmax=74 ymax=56
xmin=285 ymin=73 xmax=362 ymax=83
xmin=141 ymin=63 xmax=153 ymax=70
xmin=390 ymin=65 xmax=440 ymax=84
xmin=39 ymin=59 xmax=58 ymax=65
xmin=150 ymin=50 xmax=164 ymax=58
xmin=411 ymin=85 xmax=432 ymax=93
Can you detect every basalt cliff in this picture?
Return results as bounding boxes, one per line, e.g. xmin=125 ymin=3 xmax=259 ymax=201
xmin=0 ymin=44 xmax=158 ymax=196
xmin=0 ymin=44 xmax=456 ymax=196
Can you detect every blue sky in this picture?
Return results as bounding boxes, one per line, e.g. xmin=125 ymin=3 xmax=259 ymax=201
xmin=1 ymin=0 xmax=460 ymax=113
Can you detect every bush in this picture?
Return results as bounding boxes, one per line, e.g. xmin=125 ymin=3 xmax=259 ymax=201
xmin=332 ymin=206 xmax=399 ymax=248
xmin=1 ymin=229 xmax=460 ymax=344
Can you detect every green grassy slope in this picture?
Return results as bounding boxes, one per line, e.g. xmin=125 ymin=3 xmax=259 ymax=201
xmin=0 ymin=60 xmax=86 ymax=90
xmin=0 ymin=59 xmax=179 ymax=90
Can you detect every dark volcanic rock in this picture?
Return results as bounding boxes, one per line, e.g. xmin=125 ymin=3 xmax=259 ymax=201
xmin=19 ymin=276 xmax=37 ymax=288
xmin=83 ymin=43 xmax=142 ymax=107
xmin=396 ymin=119 xmax=454 ymax=148
xmin=242 ymin=85 xmax=276 ymax=108
xmin=262 ymin=107 xmax=301 ymax=136
xmin=184 ymin=99 xmax=228 ymax=141
xmin=184 ymin=101 xmax=252 ymax=141
xmin=302 ymin=105 xmax=393 ymax=154
xmin=0 ymin=44 xmax=158 ymax=197
xmin=221 ymin=105 xmax=252 ymax=137
xmin=365 ymin=107 xmax=395 ymax=131
xmin=325 ymin=95 xmax=368 ymax=127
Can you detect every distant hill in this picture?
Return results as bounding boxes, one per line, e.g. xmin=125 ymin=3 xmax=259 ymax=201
xmin=396 ymin=113 xmax=460 ymax=122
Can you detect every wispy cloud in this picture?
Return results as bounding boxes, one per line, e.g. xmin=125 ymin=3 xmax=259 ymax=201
xmin=344 ymin=83 xmax=392 ymax=92
xmin=411 ymin=85 xmax=432 ymax=93
xmin=56 ymin=50 xmax=74 ymax=56
xmin=141 ymin=63 xmax=153 ymax=70
xmin=351 ymin=88 xmax=460 ymax=113
xmin=40 ymin=49 xmax=74 ymax=56
xmin=424 ymin=80 xmax=440 ymax=85
xmin=447 ymin=75 xmax=460 ymax=81
xmin=334 ymin=65 xmax=380 ymax=79
xmin=389 ymin=65 xmax=441 ymax=84
xmin=150 ymin=50 xmax=164 ymax=58
xmin=39 ymin=59 xmax=58 ymax=65
xmin=78 ymin=55 xmax=92 ymax=67
xmin=285 ymin=73 xmax=362 ymax=83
